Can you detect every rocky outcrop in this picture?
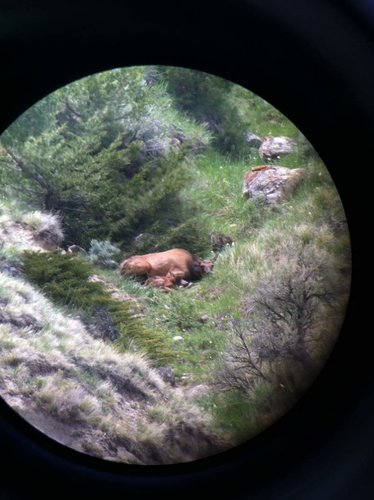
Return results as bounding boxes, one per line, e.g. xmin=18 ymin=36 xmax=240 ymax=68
xmin=243 ymin=165 xmax=305 ymax=204
xmin=120 ymin=118 xmax=209 ymax=173
xmin=33 ymin=227 xmax=63 ymax=251
xmin=259 ymin=136 xmax=296 ymax=160
xmin=210 ymin=231 xmax=234 ymax=252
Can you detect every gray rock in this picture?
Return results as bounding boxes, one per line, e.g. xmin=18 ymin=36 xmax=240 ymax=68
xmin=245 ymin=132 xmax=263 ymax=149
xmin=259 ymin=136 xmax=296 ymax=160
xmin=0 ymin=262 xmax=22 ymax=277
xmin=34 ymin=229 xmax=63 ymax=250
xmin=243 ymin=165 xmax=305 ymax=204
xmin=172 ymin=335 xmax=184 ymax=343
xmin=210 ymin=231 xmax=234 ymax=252
xmin=67 ymin=245 xmax=87 ymax=254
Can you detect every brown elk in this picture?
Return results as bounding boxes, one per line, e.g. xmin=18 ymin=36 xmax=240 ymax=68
xmin=120 ymin=248 xmax=215 ymax=290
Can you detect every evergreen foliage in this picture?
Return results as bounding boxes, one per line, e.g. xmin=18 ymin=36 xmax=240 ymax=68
xmin=0 ymin=67 xmax=210 ymax=250
xmin=157 ymin=66 xmax=254 ymax=155
xmin=21 ymin=251 xmax=103 ymax=307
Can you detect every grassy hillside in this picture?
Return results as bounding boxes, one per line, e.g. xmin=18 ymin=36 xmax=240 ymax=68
xmin=0 ymin=152 xmax=350 ymax=458
xmin=0 ymin=208 xmax=228 ymax=463
xmin=0 ymin=66 xmax=351 ymax=461
xmin=92 ymin=147 xmax=350 ymax=443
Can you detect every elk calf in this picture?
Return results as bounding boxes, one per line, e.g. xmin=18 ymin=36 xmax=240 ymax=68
xmin=144 ymin=272 xmax=177 ymax=292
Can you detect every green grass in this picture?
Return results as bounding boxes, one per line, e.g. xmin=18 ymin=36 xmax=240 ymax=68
xmin=199 ymin=390 xmax=256 ymax=443
xmin=100 ymin=270 xmax=228 ymax=381
xmin=99 ymin=145 xmax=350 ymax=400
xmin=0 ymin=270 xmax=225 ymax=464
xmin=229 ymin=86 xmax=301 ymax=139
xmin=21 ymin=251 xmax=175 ymax=365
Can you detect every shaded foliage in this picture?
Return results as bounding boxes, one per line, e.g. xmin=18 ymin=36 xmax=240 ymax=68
xmin=158 ymin=66 xmax=253 ymax=155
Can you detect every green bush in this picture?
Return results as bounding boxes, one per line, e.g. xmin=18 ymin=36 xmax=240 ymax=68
xmin=21 ymin=251 xmax=174 ymax=364
xmin=0 ymin=244 xmax=23 ymax=268
xmin=88 ymin=239 xmax=121 ymax=266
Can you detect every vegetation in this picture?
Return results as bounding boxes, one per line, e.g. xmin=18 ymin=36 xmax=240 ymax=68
xmin=87 ymin=239 xmax=121 ymax=266
xmin=0 ymin=272 xmax=224 ymax=464
xmin=0 ymin=65 xmax=351 ymax=461
xmin=21 ymin=251 xmax=174 ymax=364
xmin=0 ymin=68 xmax=210 ymax=253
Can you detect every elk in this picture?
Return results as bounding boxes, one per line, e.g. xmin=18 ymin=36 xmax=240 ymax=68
xmin=120 ymin=248 xmax=216 ymax=290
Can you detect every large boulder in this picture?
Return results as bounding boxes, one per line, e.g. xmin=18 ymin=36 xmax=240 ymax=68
xmin=259 ymin=136 xmax=296 ymax=160
xmin=242 ymin=165 xmax=305 ymax=204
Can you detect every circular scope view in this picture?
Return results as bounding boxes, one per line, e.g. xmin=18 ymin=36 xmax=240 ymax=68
xmin=0 ymin=66 xmax=351 ymax=465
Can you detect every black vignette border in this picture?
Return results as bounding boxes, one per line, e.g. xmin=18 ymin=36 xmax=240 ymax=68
xmin=0 ymin=1 xmax=373 ymax=499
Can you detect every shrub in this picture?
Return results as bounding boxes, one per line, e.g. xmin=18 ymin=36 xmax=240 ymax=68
xmin=159 ymin=66 xmax=251 ymax=156
xmin=0 ymin=244 xmax=23 ymax=268
xmin=216 ymin=238 xmax=348 ymax=400
xmin=149 ymin=217 xmax=212 ymax=256
xmin=88 ymin=239 xmax=121 ymax=267
xmin=21 ymin=251 xmax=104 ymax=307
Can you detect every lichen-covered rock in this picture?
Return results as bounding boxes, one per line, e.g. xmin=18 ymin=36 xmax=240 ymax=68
xmin=259 ymin=136 xmax=296 ymax=160
xmin=242 ymin=165 xmax=305 ymax=204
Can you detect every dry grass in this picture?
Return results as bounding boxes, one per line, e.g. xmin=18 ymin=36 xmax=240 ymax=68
xmin=0 ymin=272 xmax=228 ymax=464
xmin=0 ymin=203 xmax=63 ymax=255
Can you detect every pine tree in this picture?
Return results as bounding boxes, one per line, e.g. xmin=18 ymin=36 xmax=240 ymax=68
xmin=0 ymin=67 xmax=209 ymax=249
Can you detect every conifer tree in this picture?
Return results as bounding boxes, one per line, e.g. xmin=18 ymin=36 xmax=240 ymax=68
xmin=0 ymin=67 xmax=210 ymax=250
